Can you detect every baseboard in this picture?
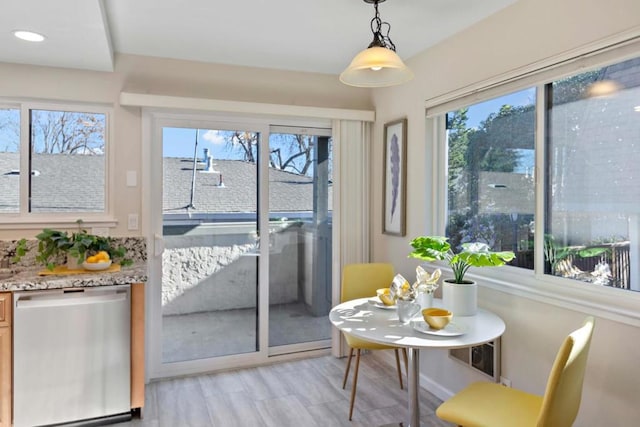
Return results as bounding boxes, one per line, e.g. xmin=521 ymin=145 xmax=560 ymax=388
xmin=419 ymin=371 xmax=454 ymax=402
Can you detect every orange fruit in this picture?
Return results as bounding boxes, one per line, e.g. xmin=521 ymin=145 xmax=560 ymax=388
xmin=86 ymin=255 xmax=98 ymax=263
xmin=379 ymin=293 xmax=395 ymax=306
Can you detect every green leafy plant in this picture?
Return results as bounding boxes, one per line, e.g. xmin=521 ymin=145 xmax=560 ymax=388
xmin=409 ymin=235 xmax=515 ymax=284
xmin=34 ymin=228 xmax=74 ymax=270
xmin=543 ymin=234 xmax=608 ymax=274
xmin=10 ymin=238 xmax=29 ymax=264
xmin=17 ymin=224 xmax=133 ymax=270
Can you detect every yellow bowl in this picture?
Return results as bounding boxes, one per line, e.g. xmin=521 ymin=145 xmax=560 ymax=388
xmin=376 ymin=288 xmax=395 ymax=306
xmin=422 ymin=308 xmax=452 ymax=330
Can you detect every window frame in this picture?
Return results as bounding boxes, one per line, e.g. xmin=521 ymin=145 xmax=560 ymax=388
xmin=429 ymin=41 xmax=640 ymax=327
xmin=0 ymin=99 xmax=115 ymax=229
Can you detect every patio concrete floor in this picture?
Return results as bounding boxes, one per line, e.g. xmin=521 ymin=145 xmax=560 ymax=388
xmin=162 ymin=301 xmax=331 ymax=363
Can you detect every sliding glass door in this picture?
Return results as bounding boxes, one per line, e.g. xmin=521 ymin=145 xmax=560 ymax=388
xmin=161 ymin=127 xmax=260 ymax=364
xmin=268 ymin=127 xmax=332 ymax=353
xmin=148 ymin=116 xmax=332 ymax=378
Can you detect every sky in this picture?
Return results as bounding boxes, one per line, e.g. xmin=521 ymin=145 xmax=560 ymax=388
xmin=162 ymin=127 xmax=324 ymax=177
xmin=163 ymin=127 xmax=232 ymax=160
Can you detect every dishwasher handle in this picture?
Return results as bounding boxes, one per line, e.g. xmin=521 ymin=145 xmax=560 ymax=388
xmin=15 ymin=291 xmax=127 ymax=309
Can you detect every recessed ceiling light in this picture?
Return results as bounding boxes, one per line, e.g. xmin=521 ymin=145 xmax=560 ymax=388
xmin=635 ymin=106 xmax=640 ymax=112
xmin=13 ymin=30 xmax=46 ymax=42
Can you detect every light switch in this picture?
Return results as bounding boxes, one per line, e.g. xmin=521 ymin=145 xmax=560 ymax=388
xmin=128 ymin=213 xmax=139 ymax=230
xmin=126 ymin=171 xmax=137 ymax=187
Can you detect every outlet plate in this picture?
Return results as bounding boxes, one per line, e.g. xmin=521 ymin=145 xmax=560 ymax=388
xmin=500 ymin=376 xmax=511 ymax=387
xmin=126 ymin=170 xmax=137 ymax=187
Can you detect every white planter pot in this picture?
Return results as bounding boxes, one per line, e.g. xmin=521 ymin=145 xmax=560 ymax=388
xmin=442 ymin=279 xmax=477 ymax=316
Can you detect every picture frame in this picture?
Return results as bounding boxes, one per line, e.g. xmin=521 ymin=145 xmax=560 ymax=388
xmin=382 ymin=118 xmax=407 ymax=236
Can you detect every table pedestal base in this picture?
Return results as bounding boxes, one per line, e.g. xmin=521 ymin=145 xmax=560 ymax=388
xmin=379 ymin=347 xmax=421 ymax=427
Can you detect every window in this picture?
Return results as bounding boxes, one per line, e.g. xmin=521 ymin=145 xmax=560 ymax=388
xmin=446 ymin=88 xmax=536 ymax=270
xmin=0 ymin=103 xmax=108 ymax=217
xmin=0 ymin=107 xmax=20 ymax=213
xmin=546 ymin=57 xmax=640 ymax=290
xmin=444 ymin=54 xmax=640 ymax=292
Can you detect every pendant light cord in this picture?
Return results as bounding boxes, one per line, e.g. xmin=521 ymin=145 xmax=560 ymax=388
xmin=368 ymin=0 xmax=396 ymax=51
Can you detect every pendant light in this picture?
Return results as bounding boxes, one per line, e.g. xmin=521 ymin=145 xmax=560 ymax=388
xmin=340 ymin=0 xmax=413 ymax=88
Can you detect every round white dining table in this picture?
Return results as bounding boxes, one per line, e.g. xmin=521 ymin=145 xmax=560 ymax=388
xmin=329 ymin=297 xmax=505 ymax=427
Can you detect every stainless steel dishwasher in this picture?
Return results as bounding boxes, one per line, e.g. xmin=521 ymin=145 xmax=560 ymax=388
xmin=13 ymin=286 xmax=132 ymax=427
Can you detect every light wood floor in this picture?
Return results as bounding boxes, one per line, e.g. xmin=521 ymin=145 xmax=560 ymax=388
xmin=116 ymin=351 xmax=451 ymax=427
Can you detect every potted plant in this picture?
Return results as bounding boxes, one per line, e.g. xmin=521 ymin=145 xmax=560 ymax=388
xmin=409 ymin=236 xmax=515 ymax=315
xmin=543 ymin=234 xmax=608 ymax=277
xmin=17 ymin=224 xmax=132 ymax=271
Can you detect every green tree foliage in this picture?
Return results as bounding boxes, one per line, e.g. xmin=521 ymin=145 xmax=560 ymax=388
xmin=467 ymin=104 xmax=534 ymax=173
xmin=446 ymin=108 xmax=471 ymax=207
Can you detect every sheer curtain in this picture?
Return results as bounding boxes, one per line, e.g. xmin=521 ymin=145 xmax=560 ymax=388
xmin=331 ymin=119 xmax=372 ymax=356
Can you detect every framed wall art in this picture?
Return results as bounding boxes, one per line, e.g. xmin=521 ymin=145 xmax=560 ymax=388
xmin=382 ymin=118 xmax=407 ymax=236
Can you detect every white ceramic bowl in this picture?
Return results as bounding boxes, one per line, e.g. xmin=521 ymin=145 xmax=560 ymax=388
xmin=82 ymin=260 xmax=112 ymax=271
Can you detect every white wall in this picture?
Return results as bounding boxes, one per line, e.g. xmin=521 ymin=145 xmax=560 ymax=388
xmin=371 ymin=0 xmax=640 ymax=425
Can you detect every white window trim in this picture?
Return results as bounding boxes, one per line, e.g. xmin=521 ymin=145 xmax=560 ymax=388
xmin=429 ymin=40 xmax=640 ymax=328
xmin=0 ymin=99 xmax=117 ymax=228
xmin=121 ymin=92 xmax=375 ymax=122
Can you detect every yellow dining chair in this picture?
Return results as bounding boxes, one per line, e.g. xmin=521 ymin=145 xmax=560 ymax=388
xmin=436 ymin=316 xmax=595 ymax=427
xmin=340 ymin=263 xmax=407 ymax=421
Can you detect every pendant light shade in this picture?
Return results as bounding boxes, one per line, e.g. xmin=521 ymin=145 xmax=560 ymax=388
xmin=341 ymin=0 xmax=413 ymax=88
xmin=340 ymin=46 xmax=413 ymax=87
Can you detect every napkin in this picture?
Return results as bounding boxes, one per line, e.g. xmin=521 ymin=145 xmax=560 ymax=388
xmin=390 ymin=273 xmax=415 ymax=300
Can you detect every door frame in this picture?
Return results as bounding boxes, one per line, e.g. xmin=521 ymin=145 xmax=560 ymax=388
xmin=143 ymin=109 xmax=335 ymax=379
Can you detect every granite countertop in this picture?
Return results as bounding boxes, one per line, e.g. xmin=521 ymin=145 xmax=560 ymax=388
xmin=0 ymin=262 xmax=148 ymax=292
xmin=0 ymin=237 xmax=147 ymax=292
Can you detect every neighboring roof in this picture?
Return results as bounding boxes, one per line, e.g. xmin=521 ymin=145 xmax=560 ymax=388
xmin=163 ymin=158 xmax=332 ymax=215
xmin=0 ymin=153 xmax=104 ymax=212
xmin=0 ymin=153 xmax=330 ymax=215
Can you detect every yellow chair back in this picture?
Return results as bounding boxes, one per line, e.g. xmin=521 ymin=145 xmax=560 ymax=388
xmin=537 ymin=316 xmax=595 ymax=427
xmin=341 ymin=263 xmax=394 ymax=303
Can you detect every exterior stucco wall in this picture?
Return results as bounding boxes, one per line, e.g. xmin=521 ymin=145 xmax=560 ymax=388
xmin=161 ymin=225 xmax=302 ymax=316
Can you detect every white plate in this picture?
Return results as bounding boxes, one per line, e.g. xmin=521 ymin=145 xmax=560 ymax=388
xmin=368 ymin=299 xmax=396 ymax=310
xmin=412 ymin=320 xmax=466 ymax=337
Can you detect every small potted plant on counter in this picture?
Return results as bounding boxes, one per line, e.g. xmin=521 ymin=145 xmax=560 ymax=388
xmin=409 ymin=236 xmax=515 ymax=315
xmin=15 ymin=222 xmax=132 ymax=271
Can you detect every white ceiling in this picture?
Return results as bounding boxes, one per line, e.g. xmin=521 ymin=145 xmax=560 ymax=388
xmin=0 ymin=0 xmax=516 ymax=75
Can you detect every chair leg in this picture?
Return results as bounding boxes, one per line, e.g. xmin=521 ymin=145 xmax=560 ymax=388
xmin=342 ymin=347 xmax=354 ymax=389
xmin=348 ymin=349 xmax=361 ymax=421
xmin=394 ymin=349 xmax=404 ymax=390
